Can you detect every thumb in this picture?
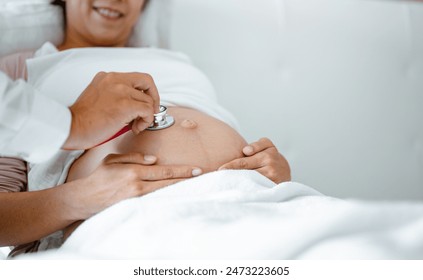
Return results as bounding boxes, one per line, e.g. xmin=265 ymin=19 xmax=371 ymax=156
xmin=218 ymin=160 xmax=234 ymax=171
xmin=131 ymin=118 xmax=153 ymax=135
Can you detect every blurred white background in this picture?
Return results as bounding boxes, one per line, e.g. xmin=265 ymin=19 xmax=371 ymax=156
xmin=166 ymin=0 xmax=423 ymax=200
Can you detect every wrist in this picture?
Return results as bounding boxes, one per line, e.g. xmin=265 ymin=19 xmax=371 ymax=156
xmin=56 ymin=179 xmax=92 ymax=221
xmin=62 ymin=107 xmax=80 ymax=150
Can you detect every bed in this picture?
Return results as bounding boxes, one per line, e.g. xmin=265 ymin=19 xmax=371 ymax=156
xmin=9 ymin=170 xmax=423 ymax=259
xmin=0 ymin=0 xmax=422 ymax=259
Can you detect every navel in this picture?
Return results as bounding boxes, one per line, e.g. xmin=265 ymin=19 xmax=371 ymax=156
xmin=180 ymin=119 xmax=198 ymax=129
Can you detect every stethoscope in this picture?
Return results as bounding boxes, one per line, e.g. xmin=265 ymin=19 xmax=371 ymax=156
xmin=146 ymin=105 xmax=175 ymax=130
xmin=97 ymin=105 xmax=174 ymax=146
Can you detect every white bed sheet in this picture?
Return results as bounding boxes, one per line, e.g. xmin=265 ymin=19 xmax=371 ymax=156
xmin=17 ymin=170 xmax=423 ymax=260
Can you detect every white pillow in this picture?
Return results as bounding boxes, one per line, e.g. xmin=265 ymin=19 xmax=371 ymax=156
xmin=0 ymin=0 xmax=170 ymax=57
xmin=128 ymin=0 xmax=171 ymax=48
xmin=0 ymin=1 xmax=63 ymax=57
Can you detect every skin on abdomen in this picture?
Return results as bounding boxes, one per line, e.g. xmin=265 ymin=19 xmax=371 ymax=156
xmin=67 ymin=107 xmax=247 ymax=182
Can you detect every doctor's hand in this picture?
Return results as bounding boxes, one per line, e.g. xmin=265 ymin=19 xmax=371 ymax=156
xmin=63 ymin=72 xmax=160 ymax=150
xmin=67 ymin=153 xmax=202 ymax=219
xmin=218 ymin=137 xmax=291 ymax=184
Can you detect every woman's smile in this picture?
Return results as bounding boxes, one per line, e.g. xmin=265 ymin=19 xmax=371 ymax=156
xmin=93 ymin=7 xmax=123 ymax=20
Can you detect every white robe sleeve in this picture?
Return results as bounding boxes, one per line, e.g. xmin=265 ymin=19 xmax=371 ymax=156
xmin=0 ymin=72 xmax=71 ymax=163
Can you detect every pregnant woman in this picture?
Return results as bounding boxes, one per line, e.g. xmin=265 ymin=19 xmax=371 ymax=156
xmin=0 ymin=0 xmax=290 ymax=255
xmin=25 ymin=45 xmax=290 ymax=250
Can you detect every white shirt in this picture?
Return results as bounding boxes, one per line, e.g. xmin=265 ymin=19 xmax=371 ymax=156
xmin=0 ymin=71 xmax=71 ymax=163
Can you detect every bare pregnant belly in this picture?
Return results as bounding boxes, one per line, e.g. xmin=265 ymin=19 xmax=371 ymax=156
xmin=67 ymin=107 xmax=247 ymax=182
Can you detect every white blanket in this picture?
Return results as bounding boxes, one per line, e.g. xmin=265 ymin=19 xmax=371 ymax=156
xmin=19 ymin=170 xmax=423 ymax=259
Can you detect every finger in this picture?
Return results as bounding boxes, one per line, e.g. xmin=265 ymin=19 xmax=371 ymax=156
xmin=119 ymin=72 xmax=160 ymax=114
xmin=129 ymin=117 xmax=152 ymax=135
xmin=135 ymin=165 xmax=203 ymax=181
xmin=255 ymin=166 xmax=291 ymax=184
xmin=243 ymin=137 xmax=275 ymax=156
xmin=132 ymin=116 xmax=153 ymax=134
xmin=125 ymin=90 xmax=155 ymax=126
xmin=103 ymin=72 xmax=158 ymax=131
xmin=218 ymin=155 xmax=265 ymax=171
xmin=103 ymin=153 xmax=157 ymax=165
xmin=137 ymin=178 xmax=185 ymax=196
xmin=91 ymin=71 xmax=107 ymax=85
xmin=130 ymin=119 xmax=141 ymax=135
xmin=255 ymin=166 xmax=279 ymax=183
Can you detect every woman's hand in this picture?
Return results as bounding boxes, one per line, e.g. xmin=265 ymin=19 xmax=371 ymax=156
xmin=67 ymin=153 xmax=202 ymax=220
xmin=218 ymin=138 xmax=291 ymax=184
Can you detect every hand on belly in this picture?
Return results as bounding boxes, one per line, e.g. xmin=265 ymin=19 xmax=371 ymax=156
xmin=67 ymin=107 xmax=247 ymax=182
xmin=63 ymin=107 xmax=246 ymax=241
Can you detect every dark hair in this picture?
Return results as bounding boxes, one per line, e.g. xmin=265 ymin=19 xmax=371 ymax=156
xmin=51 ymin=0 xmax=66 ymax=22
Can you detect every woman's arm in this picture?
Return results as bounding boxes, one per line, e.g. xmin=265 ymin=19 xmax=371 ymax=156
xmin=0 ymin=153 xmax=200 ymax=247
xmin=0 ymin=183 xmax=81 ymax=246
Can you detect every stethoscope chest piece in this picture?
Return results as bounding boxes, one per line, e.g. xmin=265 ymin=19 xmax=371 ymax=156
xmin=146 ymin=105 xmax=175 ymax=131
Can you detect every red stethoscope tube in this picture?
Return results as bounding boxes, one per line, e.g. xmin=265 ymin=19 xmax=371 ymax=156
xmin=95 ymin=124 xmax=131 ymax=147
